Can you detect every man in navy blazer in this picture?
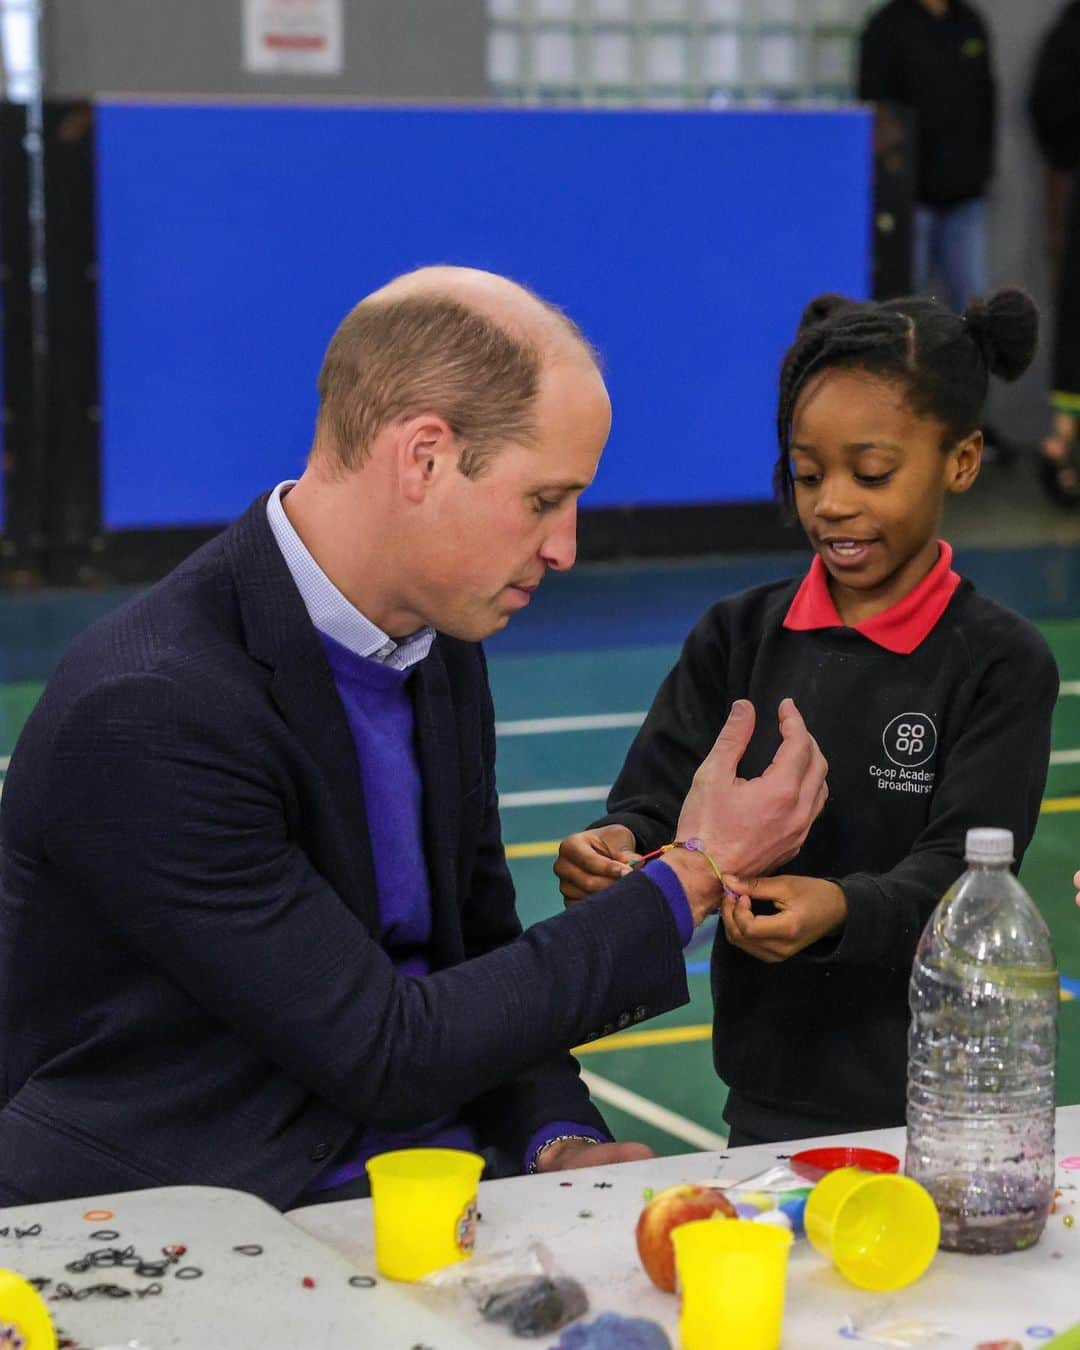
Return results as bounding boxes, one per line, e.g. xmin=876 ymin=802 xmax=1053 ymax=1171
xmin=0 ymin=267 xmax=827 ymax=1207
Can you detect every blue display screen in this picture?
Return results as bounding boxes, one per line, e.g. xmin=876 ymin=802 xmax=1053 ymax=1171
xmin=95 ymin=102 xmax=871 ymax=529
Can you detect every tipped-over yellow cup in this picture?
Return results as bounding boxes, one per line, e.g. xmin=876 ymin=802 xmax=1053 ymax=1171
xmin=0 ymin=1269 xmax=57 ymax=1349
xmin=804 ymin=1167 xmax=940 ymax=1291
xmin=672 ymin=1217 xmax=793 ymax=1350
xmin=366 ymin=1147 xmax=485 ymax=1281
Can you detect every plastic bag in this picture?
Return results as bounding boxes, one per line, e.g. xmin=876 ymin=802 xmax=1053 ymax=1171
xmin=422 ymin=1242 xmax=588 ymax=1339
xmin=711 ymin=1163 xmax=814 ymax=1237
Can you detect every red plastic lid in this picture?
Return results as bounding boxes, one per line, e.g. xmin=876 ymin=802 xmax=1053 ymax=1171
xmin=789 ymin=1146 xmax=900 ymax=1181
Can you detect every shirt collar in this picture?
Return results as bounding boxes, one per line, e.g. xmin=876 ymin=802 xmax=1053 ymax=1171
xmin=782 ymin=540 xmax=960 ymax=655
xmin=266 ymin=480 xmax=435 ymax=671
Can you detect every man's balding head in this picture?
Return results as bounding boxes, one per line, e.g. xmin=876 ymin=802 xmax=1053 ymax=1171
xmin=313 ymin=266 xmax=600 ymax=476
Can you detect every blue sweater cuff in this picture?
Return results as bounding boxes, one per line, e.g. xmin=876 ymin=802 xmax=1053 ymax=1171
xmin=643 ymin=858 xmax=694 ymax=947
xmin=524 ymin=1121 xmax=609 ymax=1174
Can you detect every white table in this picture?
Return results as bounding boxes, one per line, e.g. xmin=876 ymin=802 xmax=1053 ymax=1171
xmin=2 ymin=1112 xmax=1078 ymax=1348
xmin=0 ymin=1183 xmax=449 ymax=1348
xmin=289 ymin=1106 xmax=1080 ymax=1349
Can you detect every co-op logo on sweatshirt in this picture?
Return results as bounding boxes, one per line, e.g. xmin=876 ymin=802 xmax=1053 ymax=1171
xmin=883 ymin=712 xmax=938 ymax=767
xmin=870 ymin=712 xmax=938 ymax=795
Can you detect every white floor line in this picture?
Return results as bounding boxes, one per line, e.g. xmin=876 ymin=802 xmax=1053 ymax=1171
xmin=496 ymin=712 xmax=646 ymax=736
xmin=1061 ymin=682 xmax=1080 ymax=696
xmin=499 ymin=785 xmax=611 ymax=808
xmin=497 ymin=746 xmax=1080 ymax=800
xmin=580 ymin=1069 xmax=729 ymax=1152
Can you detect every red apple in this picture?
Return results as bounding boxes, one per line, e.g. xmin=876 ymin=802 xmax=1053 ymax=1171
xmin=635 ymin=1183 xmax=737 ymax=1292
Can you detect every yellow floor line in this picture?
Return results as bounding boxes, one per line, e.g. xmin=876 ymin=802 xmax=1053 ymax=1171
xmin=574 ymin=990 xmax=1074 ymax=1057
xmin=507 ymin=793 xmax=1080 ymax=857
xmin=505 ymin=839 xmax=560 ymax=859
xmin=574 ymin=1024 xmax=713 ymax=1054
xmin=1042 ymin=795 xmax=1080 ymax=814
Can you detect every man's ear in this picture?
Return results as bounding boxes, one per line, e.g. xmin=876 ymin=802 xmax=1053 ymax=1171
xmin=396 ymin=414 xmax=458 ymax=504
xmin=946 ymin=429 xmax=983 ymax=496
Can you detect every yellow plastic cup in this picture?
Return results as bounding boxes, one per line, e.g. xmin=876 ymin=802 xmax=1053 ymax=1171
xmin=0 ymin=1268 xmax=57 ymax=1349
xmin=365 ymin=1146 xmax=485 ymax=1281
xmin=672 ymin=1217 xmax=793 ymax=1350
xmin=804 ymin=1167 xmax=940 ymax=1291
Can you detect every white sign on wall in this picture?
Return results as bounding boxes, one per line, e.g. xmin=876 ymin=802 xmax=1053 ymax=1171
xmin=243 ymin=0 xmax=344 ymax=76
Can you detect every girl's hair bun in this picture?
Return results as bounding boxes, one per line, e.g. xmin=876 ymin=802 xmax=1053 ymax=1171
xmin=798 ymin=293 xmax=857 ymax=332
xmin=962 ymin=288 xmax=1038 ymax=382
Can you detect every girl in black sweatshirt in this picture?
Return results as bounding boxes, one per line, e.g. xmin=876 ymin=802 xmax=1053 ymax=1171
xmin=557 ymin=289 xmax=1058 ymax=1145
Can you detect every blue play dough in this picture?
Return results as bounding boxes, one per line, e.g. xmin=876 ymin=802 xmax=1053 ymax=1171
xmin=778 ymin=1191 xmax=809 ymax=1235
xmin=551 ymin=1311 xmax=671 ymax=1349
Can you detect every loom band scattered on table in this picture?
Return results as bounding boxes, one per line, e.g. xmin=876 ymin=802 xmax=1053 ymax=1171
xmin=82 ymin=1209 xmax=113 ymax=1222
xmin=89 ymin=1229 xmax=120 ymax=1241
xmin=89 ymin=1245 xmax=139 ymax=1268
xmin=0 ymin=1223 xmax=44 ymax=1238
xmin=174 ymin=1266 xmax=203 ymax=1280
xmin=232 ymin=1244 xmax=264 ymax=1256
xmin=65 ymin=1257 xmax=93 ymax=1273
xmin=135 ymin=1261 xmax=169 ymax=1278
xmin=348 ymin=1275 xmax=377 ymax=1288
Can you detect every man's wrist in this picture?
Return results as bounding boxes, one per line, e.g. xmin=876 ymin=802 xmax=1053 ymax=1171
xmin=662 ymin=847 xmax=725 ymax=926
xmin=529 ymin=1134 xmax=604 ymax=1174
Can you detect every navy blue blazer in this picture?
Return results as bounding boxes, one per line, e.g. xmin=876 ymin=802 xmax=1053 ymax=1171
xmin=0 ymin=496 xmax=689 ymax=1207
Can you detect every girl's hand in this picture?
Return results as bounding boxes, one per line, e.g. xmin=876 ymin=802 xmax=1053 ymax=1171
xmin=1074 ymin=869 xmax=1080 ymax=908
xmin=719 ymin=874 xmax=848 ymax=963
xmin=555 ymin=825 xmax=640 ymax=904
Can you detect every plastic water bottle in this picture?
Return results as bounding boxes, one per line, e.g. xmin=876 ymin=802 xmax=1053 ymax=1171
xmin=906 ymin=827 xmax=1058 ymax=1253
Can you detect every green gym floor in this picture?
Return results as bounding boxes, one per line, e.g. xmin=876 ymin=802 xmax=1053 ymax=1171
xmin=2 ymin=463 xmax=1079 ymax=1157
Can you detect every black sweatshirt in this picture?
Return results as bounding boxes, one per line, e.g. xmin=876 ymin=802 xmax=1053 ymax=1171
xmin=1029 ymin=1 xmax=1080 ymax=172
xmin=858 ymin=0 xmax=996 ymax=206
xmin=592 ymin=573 xmax=1057 ymax=1141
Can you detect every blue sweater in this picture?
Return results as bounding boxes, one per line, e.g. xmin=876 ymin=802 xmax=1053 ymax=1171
xmin=313 ymin=635 xmax=607 ymax=1190
xmin=312 ymin=635 xmax=480 ymax=1187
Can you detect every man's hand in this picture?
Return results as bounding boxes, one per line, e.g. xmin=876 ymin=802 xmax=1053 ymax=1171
xmin=677 ymin=697 xmax=828 ymax=882
xmin=535 ymin=1139 xmax=656 ymax=1172
xmin=719 ymin=873 xmax=847 ymax=963
xmin=555 ymin=825 xmax=639 ymax=904
xmin=1074 ymin=869 xmax=1080 ymax=909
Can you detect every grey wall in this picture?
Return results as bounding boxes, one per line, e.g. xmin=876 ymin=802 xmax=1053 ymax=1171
xmin=42 ymin=0 xmax=488 ymax=100
xmin=978 ymin=0 xmax=1060 ymax=443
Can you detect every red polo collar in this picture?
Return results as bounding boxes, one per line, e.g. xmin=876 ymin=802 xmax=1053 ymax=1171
xmin=782 ymin=540 xmax=960 ymax=655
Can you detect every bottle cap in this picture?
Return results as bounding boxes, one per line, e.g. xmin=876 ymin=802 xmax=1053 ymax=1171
xmin=964 ymin=827 xmax=1014 ymax=863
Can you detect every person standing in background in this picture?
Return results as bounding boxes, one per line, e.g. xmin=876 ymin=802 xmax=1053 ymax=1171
xmin=858 ymin=0 xmax=996 ymax=317
xmin=1029 ymin=1 xmax=1080 ymax=505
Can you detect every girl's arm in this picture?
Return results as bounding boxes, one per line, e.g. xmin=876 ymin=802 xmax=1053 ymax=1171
xmin=721 ymin=627 xmax=1059 ymax=974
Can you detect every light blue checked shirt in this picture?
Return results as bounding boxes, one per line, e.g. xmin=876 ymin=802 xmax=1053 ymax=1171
xmin=266 ymin=481 xmax=434 ymax=669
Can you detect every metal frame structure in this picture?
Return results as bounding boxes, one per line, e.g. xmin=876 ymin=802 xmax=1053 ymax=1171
xmin=1 ymin=2 xmax=102 ymax=584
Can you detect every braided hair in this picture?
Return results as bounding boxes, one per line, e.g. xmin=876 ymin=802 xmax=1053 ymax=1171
xmin=774 ymin=288 xmax=1038 ymax=510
